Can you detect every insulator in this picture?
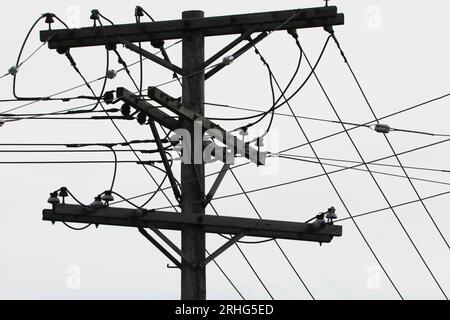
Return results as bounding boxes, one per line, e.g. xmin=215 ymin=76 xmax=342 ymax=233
xmin=58 ymin=187 xmax=69 ymax=198
xmin=103 ymin=91 xmax=115 ymax=104
xmin=106 ymin=69 xmax=117 ymax=79
xmin=137 ymin=112 xmax=147 ymax=125
xmin=326 ymin=207 xmax=337 ymax=220
xmin=239 ymin=127 xmax=249 ymax=136
xmin=222 ymin=55 xmax=234 ymax=66
xmin=90 ymin=196 xmax=104 ymax=208
xmin=374 ymin=124 xmax=391 ymax=134
xmin=90 ymin=9 xmax=100 ymax=21
xmin=101 ymin=191 xmax=114 ymax=202
xmin=47 ymin=192 xmax=60 ymax=205
xmin=135 ymin=6 xmax=144 ymax=17
xmin=121 ymin=103 xmax=131 ymax=117
xmin=44 ymin=13 xmax=55 ymax=24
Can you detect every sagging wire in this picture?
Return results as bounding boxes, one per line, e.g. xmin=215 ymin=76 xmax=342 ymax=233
xmin=12 ymin=13 xmax=71 ymax=101
xmin=227 ymin=35 xmax=331 ymax=139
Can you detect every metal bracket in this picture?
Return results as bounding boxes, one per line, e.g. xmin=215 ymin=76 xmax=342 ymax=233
xmin=205 ymin=31 xmax=268 ymax=80
xmin=119 ymin=37 xmax=184 ymax=76
xmin=196 ymin=232 xmax=246 ymax=269
xmin=205 ymin=163 xmax=229 ymax=206
xmin=201 ymin=27 xmax=257 ymax=69
xmin=147 ymin=87 xmax=267 ymax=165
xmin=148 ymin=226 xmax=195 ymax=268
xmin=138 ymin=227 xmax=182 ymax=269
xmin=148 ymin=120 xmax=182 ymax=202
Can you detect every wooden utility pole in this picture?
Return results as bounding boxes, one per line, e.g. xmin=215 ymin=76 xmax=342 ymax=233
xmin=180 ymin=10 xmax=206 ymax=300
xmin=40 ymin=5 xmax=344 ymax=301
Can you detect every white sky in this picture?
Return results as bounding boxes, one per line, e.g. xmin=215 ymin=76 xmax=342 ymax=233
xmin=0 ymin=0 xmax=449 ymax=300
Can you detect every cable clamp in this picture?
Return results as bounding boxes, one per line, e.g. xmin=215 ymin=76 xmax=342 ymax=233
xmin=8 ymin=65 xmax=19 ymax=76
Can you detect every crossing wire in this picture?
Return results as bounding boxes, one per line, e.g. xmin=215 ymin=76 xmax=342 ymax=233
xmin=209 ymin=203 xmax=275 ymax=300
xmin=295 ymin=33 xmax=447 ymax=299
xmin=252 ymin=41 xmax=402 ymax=299
xmin=332 ymin=33 xmax=449 ymax=251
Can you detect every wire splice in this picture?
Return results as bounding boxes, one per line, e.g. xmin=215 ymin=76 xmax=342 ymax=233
xmin=373 ymin=123 xmax=391 ymax=134
xmin=106 ymin=69 xmax=117 ymax=79
xmin=8 ymin=65 xmax=19 ymax=76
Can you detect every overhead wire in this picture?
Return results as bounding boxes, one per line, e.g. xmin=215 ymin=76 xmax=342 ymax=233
xmin=251 ymin=37 xmax=402 ymax=299
xmin=294 ymin=32 xmax=446 ymax=299
xmin=64 ymin=14 xmax=179 ymax=211
xmin=277 ymin=154 xmax=450 ymax=187
xmin=335 ymin=190 xmax=450 ymax=223
xmin=228 ymin=168 xmax=315 ymax=300
xmin=331 ymin=32 xmax=450 ymax=252
xmin=209 ymin=203 xmax=275 ymax=299
xmin=112 ymin=137 xmax=450 ymax=209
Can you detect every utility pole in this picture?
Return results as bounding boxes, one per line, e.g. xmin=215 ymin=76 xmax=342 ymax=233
xmin=40 ymin=5 xmax=344 ymax=300
xmin=180 ymin=10 xmax=206 ymax=300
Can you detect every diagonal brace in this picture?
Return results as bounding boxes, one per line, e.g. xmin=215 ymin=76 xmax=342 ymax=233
xmin=116 ymin=87 xmax=179 ymax=131
xmin=119 ymin=37 xmax=184 ymax=76
xmin=201 ymin=28 xmax=257 ymax=69
xmin=148 ymin=226 xmax=194 ymax=268
xmin=196 ymin=232 xmax=246 ymax=269
xmin=205 ymin=31 xmax=268 ymax=80
xmin=148 ymin=120 xmax=182 ymax=202
xmin=205 ymin=163 xmax=229 ymax=206
xmin=138 ymin=227 xmax=182 ymax=269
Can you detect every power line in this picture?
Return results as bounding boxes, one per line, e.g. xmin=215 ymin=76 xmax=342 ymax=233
xmin=278 ymin=154 xmax=450 ymax=174
xmin=253 ymin=39 xmax=402 ymax=299
xmin=335 ymin=190 xmax=450 ymax=223
xmin=229 ymin=168 xmax=314 ymax=300
xmin=0 ymin=40 xmax=181 ymax=114
xmin=62 ymin=18 xmax=179 ymax=212
xmin=111 ymin=137 xmax=450 ymax=210
xmin=0 ymin=160 xmax=148 ymax=165
xmin=0 ymin=149 xmax=159 ymax=153
xmin=210 ymin=203 xmax=274 ymax=300
xmin=206 ymin=101 xmax=450 ymax=138
xmin=277 ymin=155 xmax=450 ymax=187
xmin=333 ymin=33 xmax=450 ymax=253
xmin=297 ymin=32 xmax=447 ymax=299
xmin=206 ymin=248 xmax=245 ymax=300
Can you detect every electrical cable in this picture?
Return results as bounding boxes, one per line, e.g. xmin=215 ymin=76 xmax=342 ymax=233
xmin=92 ymin=17 xmax=179 ymax=211
xmin=278 ymin=153 xmax=450 ymax=174
xmin=250 ymin=43 xmax=401 ymax=300
xmin=62 ymin=222 xmax=91 ymax=231
xmin=335 ymin=190 xmax=450 ymax=223
xmin=209 ymin=203 xmax=275 ymax=299
xmin=277 ymin=155 xmax=450 ymax=187
xmin=206 ymin=101 xmax=450 ymax=138
xmin=295 ymin=33 xmax=446 ymax=299
xmin=228 ymin=168 xmax=314 ymax=300
xmin=112 ymin=137 xmax=450 ymax=209
xmin=112 ymin=46 xmax=178 ymax=206
xmin=205 ymin=248 xmax=245 ymax=300
xmin=12 ymin=14 xmax=69 ymax=101
xmin=235 ymin=36 xmax=331 ymax=132
xmin=332 ymin=32 xmax=450 ymax=252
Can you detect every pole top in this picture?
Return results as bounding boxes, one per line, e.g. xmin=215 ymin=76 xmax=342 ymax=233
xmin=182 ymin=10 xmax=204 ymax=19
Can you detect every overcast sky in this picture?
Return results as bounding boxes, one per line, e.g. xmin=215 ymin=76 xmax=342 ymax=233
xmin=0 ymin=0 xmax=449 ymax=300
